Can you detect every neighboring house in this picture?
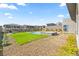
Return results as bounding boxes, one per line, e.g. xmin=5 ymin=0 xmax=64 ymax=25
xmin=3 ymin=24 xmax=21 ymax=33
xmin=22 ymin=25 xmax=43 ymax=31
xmin=63 ymin=18 xmax=76 ymax=33
xmin=3 ymin=23 xmax=63 ymax=33
xmin=57 ymin=22 xmax=63 ymax=31
xmin=3 ymin=24 xmax=44 ymax=33
xmin=46 ymin=23 xmax=62 ymax=32
xmin=41 ymin=25 xmax=46 ymax=31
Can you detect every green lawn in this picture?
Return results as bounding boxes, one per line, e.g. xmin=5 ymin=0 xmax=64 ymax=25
xmin=9 ymin=32 xmax=48 ymax=45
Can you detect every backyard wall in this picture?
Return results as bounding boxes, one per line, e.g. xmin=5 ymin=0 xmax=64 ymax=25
xmin=0 ymin=26 xmax=2 ymax=40
xmin=0 ymin=26 xmax=2 ymax=32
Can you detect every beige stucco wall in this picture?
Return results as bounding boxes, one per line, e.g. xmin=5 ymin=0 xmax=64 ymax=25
xmin=63 ymin=18 xmax=76 ymax=33
xmin=77 ymin=4 xmax=79 ymax=34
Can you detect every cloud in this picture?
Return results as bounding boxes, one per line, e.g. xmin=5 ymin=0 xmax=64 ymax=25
xmin=8 ymin=16 xmax=13 ymax=19
xmin=57 ymin=14 xmax=64 ymax=18
xmin=4 ymin=12 xmax=13 ymax=19
xmin=29 ymin=11 xmax=33 ymax=14
xmin=17 ymin=3 xmax=26 ymax=6
xmin=59 ymin=3 xmax=66 ymax=7
xmin=4 ymin=13 xmax=12 ymax=16
xmin=0 ymin=3 xmax=17 ymax=10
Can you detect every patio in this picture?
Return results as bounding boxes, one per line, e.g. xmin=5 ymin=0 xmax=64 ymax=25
xmin=3 ymin=34 xmax=68 ymax=56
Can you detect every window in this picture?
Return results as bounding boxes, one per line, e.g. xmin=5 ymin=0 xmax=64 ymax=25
xmin=63 ymin=25 xmax=68 ymax=31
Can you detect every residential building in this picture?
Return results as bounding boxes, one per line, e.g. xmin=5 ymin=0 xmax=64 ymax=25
xmin=3 ymin=24 xmax=44 ymax=33
xmin=63 ymin=18 xmax=76 ymax=33
xmin=66 ymin=3 xmax=79 ymax=48
xmin=46 ymin=23 xmax=62 ymax=32
xmin=3 ymin=24 xmax=21 ymax=33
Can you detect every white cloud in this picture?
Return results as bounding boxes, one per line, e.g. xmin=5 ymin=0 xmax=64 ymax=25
xmin=29 ymin=12 xmax=33 ymax=14
xmin=8 ymin=5 xmax=17 ymax=10
xmin=0 ymin=3 xmax=17 ymax=10
xmin=4 ymin=13 xmax=12 ymax=16
xmin=59 ymin=3 xmax=66 ymax=7
xmin=8 ymin=16 xmax=13 ymax=19
xmin=4 ymin=12 xmax=13 ymax=19
xmin=17 ymin=3 xmax=26 ymax=6
xmin=57 ymin=14 xmax=64 ymax=18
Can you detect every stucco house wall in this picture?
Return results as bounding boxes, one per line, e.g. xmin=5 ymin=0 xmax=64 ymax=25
xmin=77 ymin=4 xmax=79 ymax=35
xmin=63 ymin=18 xmax=76 ymax=33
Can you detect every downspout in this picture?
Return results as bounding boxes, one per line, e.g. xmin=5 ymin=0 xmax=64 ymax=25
xmin=76 ymin=4 xmax=79 ymax=49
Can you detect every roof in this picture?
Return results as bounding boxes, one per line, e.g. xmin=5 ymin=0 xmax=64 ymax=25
xmin=66 ymin=3 xmax=76 ymax=22
xmin=47 ymin=23 xmax=56 ymax=26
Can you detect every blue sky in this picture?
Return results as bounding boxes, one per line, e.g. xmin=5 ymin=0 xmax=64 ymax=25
xmin=0 ymin=3 xmax=70 ymax=25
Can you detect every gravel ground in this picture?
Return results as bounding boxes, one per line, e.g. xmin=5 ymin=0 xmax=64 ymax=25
xmin=3 ymin=34 xmax=67 ymax=56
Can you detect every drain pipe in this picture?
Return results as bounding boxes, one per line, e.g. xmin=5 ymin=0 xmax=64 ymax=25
xmin=76 ymin=4 xmax=79 ymax=49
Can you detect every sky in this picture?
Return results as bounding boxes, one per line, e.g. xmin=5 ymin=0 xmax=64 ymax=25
xmin=0 ymin=3 xmax=70 ymax=26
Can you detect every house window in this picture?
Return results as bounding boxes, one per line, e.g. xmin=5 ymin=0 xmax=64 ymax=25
xmin=63 ymin=25 xmax=68 ymax=31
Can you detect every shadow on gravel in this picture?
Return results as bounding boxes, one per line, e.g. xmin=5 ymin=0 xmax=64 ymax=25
xmin=3 ymin=43 xmax=12 ymax=47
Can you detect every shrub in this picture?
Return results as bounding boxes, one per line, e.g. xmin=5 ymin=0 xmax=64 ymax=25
xmin=58 ymin=34 xmax=78 ymax=56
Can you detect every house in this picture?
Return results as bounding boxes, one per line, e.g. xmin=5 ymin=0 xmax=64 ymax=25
xmin=63 ymin=18 xmax=76 ymax=33
xmin=3 ymin=24 xmax=21 ymax=33
xmin=3 ymin=24 xmax=44 ymax=33
xmin=46 ymin=23 xmax=62 ymax=32
xmin=66 ymin=3 xmax=79 ymax=48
